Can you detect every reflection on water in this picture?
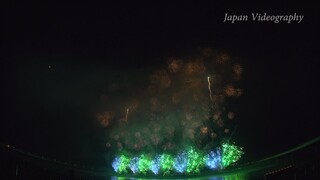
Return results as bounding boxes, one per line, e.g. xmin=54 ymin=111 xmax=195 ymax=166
xmin=111 ymin=173 xmax=247 ymax=180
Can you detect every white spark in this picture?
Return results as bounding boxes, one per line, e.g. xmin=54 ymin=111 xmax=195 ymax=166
xmin=125 ymin=108 xmax=130 ymax=122
xmin=208 ymin=76 xmax=213 ymax=101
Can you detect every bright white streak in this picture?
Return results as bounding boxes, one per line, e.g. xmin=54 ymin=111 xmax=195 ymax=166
xmin=208 ymin=76 xmax=213 ymax=101
xmin=125 ymin=108 xmax=129 ymax=122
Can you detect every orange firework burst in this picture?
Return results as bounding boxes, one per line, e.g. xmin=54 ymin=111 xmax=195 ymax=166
xmin=228 ymin=112 xmax=235 ymax=120
xmin=216 ymin=53 xmax=230 ymax=64
xmin=216 ymin=118 xmax=224 ymax=127
xmin=235 ymin=88 xmax=243 ymax=97
xmin=213 ymin=110 xmax=222 ymax=120
xmin=149 ymin=70 xmax=171 ymax=88
xmin=200 ymin=126 xmax=208 ymax=134
xmin=233 ymin=64 xmax=243 ymax=74
xmin=184 ymin=60 xmax=206 ymax=75
xmin=168 ymin=58 xmax=183 ymax=73
xmin=202 ymin=47 xmax=213 ymax=57
xmin=225 ymin=85 xmax=236 ymax=97
xmin=95 ymin=111 xmax=114 ymax=127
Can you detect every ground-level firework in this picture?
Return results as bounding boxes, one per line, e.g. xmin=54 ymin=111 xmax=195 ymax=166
xmin=112 ymin=142 xmax=243 ymax=175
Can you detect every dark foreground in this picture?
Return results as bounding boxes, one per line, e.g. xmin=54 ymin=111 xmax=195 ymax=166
xmin=1 ymin=137 xmax=319 ymax=179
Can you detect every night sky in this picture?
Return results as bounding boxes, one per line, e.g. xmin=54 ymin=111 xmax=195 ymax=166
xmin=1 ymin=2 xmax=319 ymax=167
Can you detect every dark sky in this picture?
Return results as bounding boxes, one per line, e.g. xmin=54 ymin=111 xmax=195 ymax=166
xmin=1 ymin=2 xmax=319 ymax=166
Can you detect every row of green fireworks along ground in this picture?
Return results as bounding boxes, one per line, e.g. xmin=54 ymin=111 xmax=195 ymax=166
xmin=112 ymin=142 xmax=244 ymax=175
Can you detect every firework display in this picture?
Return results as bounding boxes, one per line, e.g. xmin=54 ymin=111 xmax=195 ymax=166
xmin=112 ymin=143 xmax=243 ymax=175
xmin=96 ymin=48 xmax=244 ymax=175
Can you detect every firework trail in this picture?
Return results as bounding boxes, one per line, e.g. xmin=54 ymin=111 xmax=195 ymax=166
xmin=125 ymin=108 xmax=129 ymax=122
xmin=208 ymin=76 xmax=213 ymax=101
